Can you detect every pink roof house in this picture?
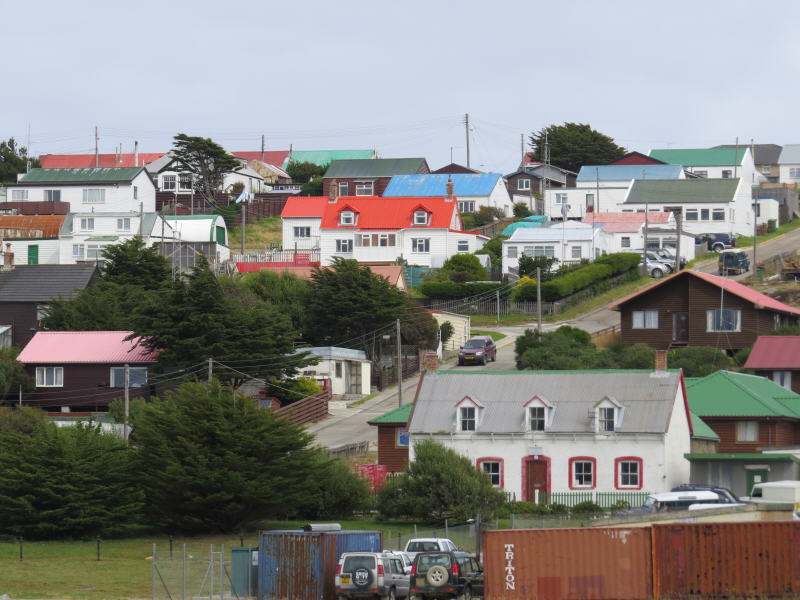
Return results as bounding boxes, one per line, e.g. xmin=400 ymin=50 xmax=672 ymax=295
xmin=17 ymin=331 xmax=157 ymax=411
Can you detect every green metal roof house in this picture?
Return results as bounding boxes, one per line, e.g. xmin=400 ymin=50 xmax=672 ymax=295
xmin=322 ymin=157 xmax=430 ymax=197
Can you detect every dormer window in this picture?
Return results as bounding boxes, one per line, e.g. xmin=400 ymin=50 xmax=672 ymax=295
xmin=593 ymin=396 xmax=623 ymax=433
xmin=529 ymin=406 xmax=545 ymax=431
xmin=340 ymin=211 xmax=356 ymax=226
xmin=599 ymin=407 xmax=615 ymax=432
xmin=460 ymin=406 xmax=476 ymax=431
xmin=414 ymin=210 xmax=429 ymax=226
xmin=524 ymin=395 xmax=554 ymax=431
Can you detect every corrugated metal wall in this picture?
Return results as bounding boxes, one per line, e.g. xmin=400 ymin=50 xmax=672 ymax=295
xmin=483 ymin=527 xmax=653 ymax=600
xmin=258 ymin=530 xmax=382 ymax=600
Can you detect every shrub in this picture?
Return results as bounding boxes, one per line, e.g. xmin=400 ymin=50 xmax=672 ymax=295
xmin=497 ymin=501 xmax=551 ymax=518
xmin=418 ymin=281 xmax=508 ymax=300
xmin=570 ymin=501 xmax=604 ymax=516
xmin=595 ymin=252 xmax=641 ymax=274
xmin=548 ymin=503 xmax=569 ymax=515
xmin=513 ymin=202 xmax=533 ymax=218
xmin=440 ymin=321 xmax=454 ymax=346
xmin=510 ymin=276 xmax=537 ymax=301
xmin=610 ymin=499 xmax=631 ymax=512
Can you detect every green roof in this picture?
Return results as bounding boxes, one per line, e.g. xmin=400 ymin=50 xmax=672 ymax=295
xmin=368 ymin=402 xmax=412 ymax=425
xmin=17 ymin=167 xmax=144 ymax=184
xmin=686 ymin=370 xmax=800 ymax=418
xmin=289 ymin=150 xmax=375 ymax=168
xmin=324 ymin=158 xmax=427 ymax=179
xmin=690 ymin=412 xmax=719 ymax=440
xmin=649 ymin=148 xmax=747 ymax=167
xmin=685 ymin=453 xmax=800 ymax=463
xmin=625 ymin=178 xmax=740 ymax=204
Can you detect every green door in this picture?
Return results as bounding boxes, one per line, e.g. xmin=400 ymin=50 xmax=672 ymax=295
xmin=215 ymin=226 xmax=226 ymax=245
xmin=27 ymin=245 xmax=39 ymax=265
xmin=746 ymin=469 xmax=769 ymax=496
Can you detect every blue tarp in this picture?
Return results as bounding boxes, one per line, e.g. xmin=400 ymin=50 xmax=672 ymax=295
xmin=501 ymin=221 xmax=546 ymax=236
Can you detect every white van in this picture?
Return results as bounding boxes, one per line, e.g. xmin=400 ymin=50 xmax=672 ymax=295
xmin=627 ymin=490 xmax=738 ymax=515
xmin=748 ymin=480 xmax=800 ymax=504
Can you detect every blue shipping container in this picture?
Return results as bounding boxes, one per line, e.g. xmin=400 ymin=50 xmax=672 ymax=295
xmin=258 ymin=530 xmax=382 ymax=600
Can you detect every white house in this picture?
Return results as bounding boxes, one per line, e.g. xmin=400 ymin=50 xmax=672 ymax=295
xmin=298 ymin=347 xmax=372 ymax=399
xmin=583 ymin=212 xmax=696 ymax=261
xmin=0 ymin=215 xmax=66 ymax=265
xmin=7 ymin=167 xmax=157 ymax=213
xmin=408 ymin=370 xmax=692 ymax=502
xmin=383 ymin=173 xmax=512 ymax=217
xmin=777 ymin=144 xmax=800 ymax=185
xmin=576 ymin=164 xmax=687 ymax=189
xmin=542 ymin=186 xmax=631 ymax=220
xmin=649 ymin=147 xmax=759 ymax=183
xmin=280 ymin=196 xmax=326 ymax=250
xmin=501 ymin=222 xmax=608 ymax=275
xmin=146 ymin=154 xmax=267 ymax=195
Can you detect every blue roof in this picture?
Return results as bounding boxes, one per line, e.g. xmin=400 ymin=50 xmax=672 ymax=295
xmin=384 ymin=173 xmax=502 ymax=197
xmin=576 ymin=164 xmax=683 ymax=182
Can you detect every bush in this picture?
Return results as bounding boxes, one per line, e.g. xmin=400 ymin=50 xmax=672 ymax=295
xmin=595 ymin=252 xmax=641 ymax=274
xmin=440 ymin=321 xmax=454 ymax=346
xmin=418 ymin=281 xmax=508 ymax=300
xmin=570 ymin=501 xmax=604 ymax=516
xmin=434 ymin=254 xmax=488 ymax=282
xmin=513 ymin=202 xmax=533 ymax=218
xmin=668 ymin=346 xmax=736 ymax=377
xmin=267 ymin=377 xmax=321 ymax=405
xmin=473 ymin=206 xmax=505 ymax=227
xmin=497 ymin=501 xmax=551 ymax=518
xmin=540 ymin=263 xmax=613 ymax=301
xmin=610 ymin=499 xmax=631 ymax=512
xmin=510 ymin=276 xmax=538 ymax=301
xmin=548 ymin=503 xmax=569 ymax=515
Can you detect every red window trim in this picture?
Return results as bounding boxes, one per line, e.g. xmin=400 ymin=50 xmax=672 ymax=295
xmin=476 ymin=457 xmax=504 ymax=489
xmin=614 ymin=456 xmax=643 ymax=490
xmin=520 ymin=455 xmax=551 ymax=502
xmin=568 ymin=456 xmax=597 ymax=490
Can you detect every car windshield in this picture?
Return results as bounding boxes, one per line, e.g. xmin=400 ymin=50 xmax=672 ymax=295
xmin=407 ymin=542 xmax=442 ymax=552
xmin=464 ymin=340 xmax=486 ymax=349
xmin=416 ymin=553 xmax=451 ymax=573
xmin=343 ymin=556 xmax=376 ymax=572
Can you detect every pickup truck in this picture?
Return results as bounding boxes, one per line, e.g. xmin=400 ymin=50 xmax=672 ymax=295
xmin=403 ymin=538 xmax=458 ymax=562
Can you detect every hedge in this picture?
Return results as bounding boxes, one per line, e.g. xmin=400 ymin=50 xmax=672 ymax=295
xmin=418 ymin=280 xmax=509 ymax=300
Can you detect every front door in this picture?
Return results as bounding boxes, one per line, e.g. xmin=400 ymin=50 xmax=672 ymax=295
xmin=526 ymin=459 xmax=548 ymax=503
xmin=27 ymin=244 xmax=39 ymax=265
xmin=672 ymin=312 xmax=688 ymax=342
xmin=746 ymin=469 xmax=769 ymax=496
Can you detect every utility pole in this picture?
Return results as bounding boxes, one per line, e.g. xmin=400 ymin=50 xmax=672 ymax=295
xmin=240 ymin=203 xmax=246 ymax=255
xmin=496 ymin=289 xmax=500 ymax=324
xmin=138 ymin=202 xmax=143 ymax=235
xmin=464 ymin=113 xmax=470 ymax=168
xmin=18 ymin=384 xmax=22 ymax=408
xmin=207 ymin=358 xmax=213 ymax=382
xmin=123 ymin=364 xmax=130 ymax=445
xmin=94 ymin=126 xmax=99 ymax=168
xmin=595 ymin=168 xmax=600 ymax=214
xmin=396 ymin=319 xmax=403 ymax=407
xmin=733 ymin=137 xmax=739 ymax=179
xmin=536 ymin=267 xmax=542 ymax=336
xmin=752 ymin=138 xmax=758 ymax=278
xmin=520 ymin=133 xmax=525 ymax=165
xmin=260 ymin=134 xmax=265 ymax=162
xmin=675 ymin=211 xmax=682 ymax=272
xmin=642 ymin=197 xmax=650 ymax=275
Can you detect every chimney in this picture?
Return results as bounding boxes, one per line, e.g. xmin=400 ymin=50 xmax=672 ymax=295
xmin=328 ymin=178 xmax=339 ymax=203
xmin=655 ymin=349 xmax=668 ymax=371
xmin=2 ymin=242 xmax=14 ymax=269
xmin=134 ymin=141 xmax=139 ymax=167
xmin=445 ymin=177 xmax=454 ymax=202
xmin=423 ymin=351 xmax=439 ymax=373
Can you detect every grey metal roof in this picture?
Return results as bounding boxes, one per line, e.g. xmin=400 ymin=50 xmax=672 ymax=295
xmin=409 ymin=371 xmax=681 ymax=434
xmin=715 ymin=144 xmax=782 ymax=165
xmin=0 ymin=264 xmax=99 ymax=302
xmin=778 ymin=144 xmax=800 ymax=165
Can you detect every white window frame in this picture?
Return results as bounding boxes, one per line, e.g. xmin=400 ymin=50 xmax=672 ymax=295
xmin=82 ymin=189 xmax=106 ymax=204
xmin=458 ymin=200 xmax=476 ymax=213
xmin=507 ymin=246 xmax=518 ymax=258
xmin=43 ymin=189 xmax=61 ymax=202
xmin=72 ymin=244 xmax=85 ymax=260
xmin=481 ymin=461 xmax=501 ymax=486
xmin=179 ymin=174 xmax=193 ymax=191
xmin=293 ymin=226 xmax=311 ymax=238
xmin=457 ymin=240 xmax=469 ymax=253
xmin=35 ymin=366 xmax=64 ymax=387
xmin=411 ymin=238 xmax=430 ymax=253
xmin=110 ymin=367 xmax=148 ymax=388
xmin=529 ymin=406 xmax=546 ymax=431
xmin=599 ymin=407 xmax=616 ymax=432
xmin=555 ymin=193 xmax=568 ymax=204
xmin=340 ymin=211 xmax=356 ymax=226
xmin=618 ymin=460 xmax=640 ymax=488
xmin=706 ymin=309 xmax=741 ymax=332
xmin=621 ymin=237 xmax=631 ymax=248
xmin=459 ymin=405 xmax=476 ymax=431
xmin=571 ymin=245 xmax=582 ymax=259
xmin=11 ymin=189 xmax=28 ymax=201
xmin=632 ymin=310 xmax=658 ymax=329
xmin=133 ymin=185 xmax=138 ymax=200
xmin=790 ymin=168 xmax=800 ymax=179
xmin=712 ymin=208 xmax=725 ymax=221
xmin=531 ymin=245 xmax=554 ymax=258
xmin=116 ymin=217 xmax=131 ymax=232
xmin=335 ymin=239 xmax=353 ymax=254
xmin=338 ymin=181 xmax=348 ymax=196
xmin=685 ymin=209 xmax=698 ymax=221
xmin=86 ymin=244 xmax=105 ymax=260
xmin=694 ymin=170 xmax=708 ymax=178
xmin=721 ymin=169 xmax=733 ymax=179
xmin=80 ymin=217 xmax=95 ymax=231
xmin=517 ymin=178 xmax=531 ymax=191
xmin=585 ymin=193 xmax=595 ymax=205
xmin=354 ymin=181 xmax=374 ymax=196
xmin=413 ymin=210 xmax=429 ymax=226
xmin=736 ymin=421 xmax=758 ymax=442
xmin=700 ymin=208 xmax=710 ymax=221
xmin=163 ymin=174 xmax=176 ymax=191
xmin=572 ymin=460 xmax=594 ymax=488
xmin=762 ymin=165 xmax=772 ymax=174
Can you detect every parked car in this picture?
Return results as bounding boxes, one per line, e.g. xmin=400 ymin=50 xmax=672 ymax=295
xmin=746 ymin=480 xmax=800 ymax=504
xmin=335 ymin=551 xmax=410 ymax=600
xmin=621 ymin=490 xmax=743 ymax=515
xmin=403 ymin=538 xmax=458 ymax=563
xmin=409 ymin=551 xmax=483 ymax=600
xmin=653 ymin=247 xmax=687 ymax=269
xmin=385 ymin=550 xmax=414 ymax=574
xmin=639 ymin=258 xmax=670 ymax=279
xmin=457 ymin=336 xmax=497 ymax=366
xmin=696 ymin=233 xmax=736 ymax=252
xmin=646 ymin=251 xmax=674 ymax=273
xmin=718 ymin=249 xmax=750 ymax=275
xmin=671 ymin=484 xmax=740 ymax=503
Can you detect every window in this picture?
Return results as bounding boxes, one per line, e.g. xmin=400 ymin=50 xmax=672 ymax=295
xmin=163 ymin=175 xmax=176 ymax=190
xmin=694 ymin=170 xmax=708 ymax=178
xmin=555 ymin=193 xmax=568 ymax=204
xmin=570 ymin=457 xmax=595 ymax=489
xmin=761 ymin=165 xmax=771 ymax=174
xmin=632 ymin=310 xmax=658 ymax=329
xmin=116 ymin=217 xmax=131 ymax=231
xmin=335 ymin=239 xmax=353 ymax=253
xmin=458 ymin=200 xmax=476 ymax=213
xmin=599 ymin=407 xmax=616 ymax=432
xmin=507 ymin=246 xmax=518 ymax=258
xmin=411 ymin=238 xmax=430 ymax=253
xmin=621 ymin=237 xmax=631 ymax=248
xmin=86 ymin=244 xmax=106 ymax=260
xmin=335 ymin=361 xmax=343 ymax=378
xmin=721 ymin=169 xmax=733 ymax=179
xmin=81 ymin=188 xmax=105 ymax=204
xmin=700 ymin=208 xmax=710 ymax=221
xmin=616 ymin=457 xmax=643 ymax=489
xmin=706 ymin=309 xmax=741 ymax=332
xmin=35 ymin=366 xmax=63 ymax=387
xmin=529 ymin=406 xmax=545 ymax=431
xmin=396 ymin=428 xmax=410 ymax=447
xmin=179 ymin=174 xmax=192 ymax=191
xmin=526 ymin=245 xmax=555 ymax=258
xmin=0 ymin=326 xmax=10 ymax=349
xmin=44 ymin=190 xmax=61 ymax=202
xmin=339 ymin=211 xmax=355 ymax=226
xmin=459 ymin=406 xmax=476 ymax=431
xmin=712 ymin=208 xmax=725 ymax=221
xmin=356 ymin=233 xmax=396 ymax=247
xmin=11 ymin=189 xmax=28 ymax=201
xmin=72 ymin=244 xmax=85 ymax=260
xmin=571 ymin=246 xmax=582 ymax=259
xmin=517 ymin=178 xmax=531 ymax=191
xmin=736 ymin=421 xmax=758 ymax=442
xmin=457 ymin=240 xmax=469 ymax=253
xmin=414 ymin=210 xmax=429 ymax=225
xmin=80 ymin=217 xmax=94 ymax=231
xmin=355 ymin=181 xmax=374 ymax=195
xmin=585 ymin=193 xmax=595 ymax=206
xmin=773 ymin=371 xmax=792 ymax=390
xmin=790 ymin=168 xmax=800 ymax=179
xmin=133 ymin=186 xmax=138 ymax=200
xmin=480 ymin=460 xmax=502 ymax=486
xmin=110 ymin=367 xmax=148 ymax=388
xmin=338 ymin=181 xmax=348 ymax=196
xmin=294 ymin=226 xmax=311 ymax=238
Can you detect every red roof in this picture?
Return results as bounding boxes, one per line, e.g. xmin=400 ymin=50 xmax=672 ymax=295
xmin=281 ymin=196 xmax=328 ymax=218
xmin=583 ymin=212 xmax=672 ymax=224
xmin=320 ymin=196 xmax=458 ymax=230
xmin=235 ymin=263 xmax=406 ymax=286
xmin=0 ymin=215 xmax=66 ymax=238
xmin=231 ymin=150 xmax=290 ymax=166
xmin=601 ymin=223 xmax=642 ymax=233
xmin=744 ymin=336 xmax=800 ymax=369
xmin=18 ymin=331 xmax=158 ymax=364
xmin=39 ymin=153 xmax=165 ymax=169
xmin=610 ymin=270 xmax=800 ymax=316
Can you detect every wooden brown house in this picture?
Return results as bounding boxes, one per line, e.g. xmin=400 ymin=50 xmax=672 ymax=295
xmin=610 ymin=270 xmax=800 ymax=351
xmin=322 ymin=158 xmax=429 ymax=198
xmin=744 ymin=336 xmax=800 ymax=395
xmin=368 ymin=403 xmax=411 ymax=473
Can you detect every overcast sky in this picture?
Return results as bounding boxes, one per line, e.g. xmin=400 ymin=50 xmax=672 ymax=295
xmin=3 ymin=0 xmax=799 ymax=173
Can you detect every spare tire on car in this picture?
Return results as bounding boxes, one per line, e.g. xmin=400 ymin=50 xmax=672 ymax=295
xmin=353 ymin=567 xmax=373 ymax=589
xmin=426 ymin=565 xmax=449 ymax=587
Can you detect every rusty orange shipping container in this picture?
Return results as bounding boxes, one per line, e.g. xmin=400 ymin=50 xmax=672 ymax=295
xmin=652 ymin=522 xmax=800 ymax=598
xmin=483 ymin=527 xmax=652 ymax=600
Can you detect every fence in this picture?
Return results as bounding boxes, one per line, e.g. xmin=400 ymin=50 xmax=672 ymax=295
xmin=231 ymin=249 xmax=321 ymax=265
xmin=539 ymin=490 xmax=650 ymax=508
xmin=329 ymin=440 xmax=370 ymax=459
xmin=273 ymin=390 xmax=329 ymax=426
xmin=422 ymin=297 xmax=555 ymax=316
xmin=383 ymin=520 xmax=499 ymax=556
xmin=371 ymin=348 xmax=421 ymax=391
xmin=152 ymin=543 xmax=242 ymax=600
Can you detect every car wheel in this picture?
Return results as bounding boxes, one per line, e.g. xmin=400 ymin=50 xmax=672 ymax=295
xmin=426 ymin=565 xmax=449 ymax=587
xmin=712 ymin=242 xmax=725 ymax=252
xmin=651 ymin=268 xmax=663 ymax=279
xmin=457 ymin=359 xmax=463 ymax=366
xmin=492 ymin=352 xmax=497 ymax=362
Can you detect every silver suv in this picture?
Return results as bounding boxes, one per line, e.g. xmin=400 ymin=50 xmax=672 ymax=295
xmin=335 ymin=551 xmax=410 ymax=600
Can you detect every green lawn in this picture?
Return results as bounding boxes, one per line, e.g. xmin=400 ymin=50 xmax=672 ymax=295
xmin=470 ymin=329 xmax=507 ymax=341
xmin=470 ymin=313 xmax=535 ymax=327
xmin=737 ymin=218 xmax=800 ymax=248
xmin=544 ymin=274 xmax=651 ymax=322
xmin=228 ymin=215 xmax=282 ymax=251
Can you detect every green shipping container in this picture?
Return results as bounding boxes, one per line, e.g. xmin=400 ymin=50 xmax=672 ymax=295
xmin=231 ymin=546 xmax=259 ymax=598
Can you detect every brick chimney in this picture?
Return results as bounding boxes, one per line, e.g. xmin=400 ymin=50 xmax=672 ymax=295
xmin=655 ymin=349 xmax=668 ymax=371
xmin=328 ymin=178 xmax=339 ymax=203
xmin=445 ymin=177 xmax=454 ymax=202
xmin=423 ymin=351 xmax=439 ymax=373
xmin=2 ymin=242 xmax=14 ymax=270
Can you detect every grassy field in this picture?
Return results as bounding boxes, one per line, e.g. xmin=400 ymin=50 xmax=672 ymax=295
xmin=545 ymin=275 xmax=652 ymax=322
xmin=470 ymin=329 xmax=507 ymax=341
xmin=227 ymin=215 xmax=282 ymax=251
xmin=470 ymin=313 xmax=534 ymax=327
xmin=737 ymin=218 xmax=800 ymax=248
